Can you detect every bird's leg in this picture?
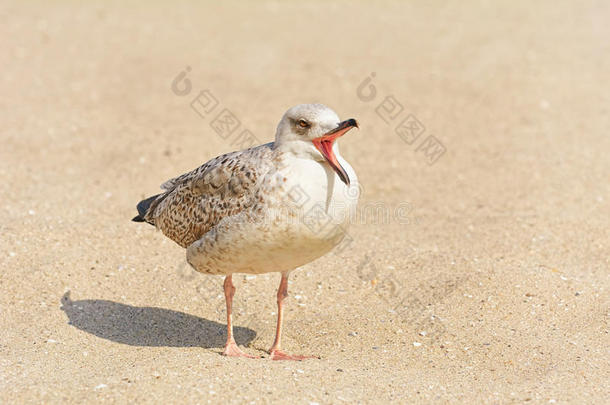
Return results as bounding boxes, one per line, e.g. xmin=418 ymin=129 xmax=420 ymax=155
xmin=269 ymin=272 xmax=317 ymax=361
xmin=222 ymin=274 xmax=257 ymax=358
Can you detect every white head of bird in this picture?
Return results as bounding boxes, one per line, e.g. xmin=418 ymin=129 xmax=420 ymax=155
xmin=274 ymin=103 xmax=358 ymax=186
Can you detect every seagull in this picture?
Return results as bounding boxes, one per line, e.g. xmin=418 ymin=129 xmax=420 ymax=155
xmin=132 ymin=104 xmax=359 ymax=360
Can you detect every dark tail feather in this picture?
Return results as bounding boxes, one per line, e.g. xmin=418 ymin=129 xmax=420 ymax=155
xmin=132 ymin=194 xmax=161 ymax=224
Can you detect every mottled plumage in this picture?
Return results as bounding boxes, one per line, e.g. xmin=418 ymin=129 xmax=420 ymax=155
xmin=137 ymin=144 xmax=279 ymax=248
xmin=133 ymin=104 xmax=359 ymax=360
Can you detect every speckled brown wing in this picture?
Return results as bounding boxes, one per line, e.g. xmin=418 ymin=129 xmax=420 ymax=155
xmin=144 ymin=143 xmax=277 ymax=248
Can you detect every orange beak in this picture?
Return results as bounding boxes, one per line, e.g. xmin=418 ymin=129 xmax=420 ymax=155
xmin=312 ymin=118 xmax=358 ymax=185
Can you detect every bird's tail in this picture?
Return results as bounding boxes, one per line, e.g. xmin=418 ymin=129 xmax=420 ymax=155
xmin=132 ymin=193 xmax=162 ymax=224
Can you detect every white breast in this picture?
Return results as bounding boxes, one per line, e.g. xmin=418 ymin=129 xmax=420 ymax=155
xmin=186 ymin=151 xmax=359 ymax=275
xmin=279 ymin=152 xmax=359 ymax=235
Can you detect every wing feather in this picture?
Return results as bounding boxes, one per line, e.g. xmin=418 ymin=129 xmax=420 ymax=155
xmin=146 ymin=143 xmax=276 ymax=248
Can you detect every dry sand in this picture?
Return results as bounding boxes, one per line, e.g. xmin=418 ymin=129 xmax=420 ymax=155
xmin=1 ymin=1 xmax=609 ymax=403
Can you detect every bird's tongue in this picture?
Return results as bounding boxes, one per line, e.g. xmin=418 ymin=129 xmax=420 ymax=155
xmin=319 ymin=138 xmax=335 ymax=162
xmin=312 ymin=118 xmax=358 ymax=185
xmin=313 ymin=136 xmax=350 ymax=185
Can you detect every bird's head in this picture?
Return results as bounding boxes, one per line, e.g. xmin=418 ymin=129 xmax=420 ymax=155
xmin=274 ymin=103 xmax=358 ymax=185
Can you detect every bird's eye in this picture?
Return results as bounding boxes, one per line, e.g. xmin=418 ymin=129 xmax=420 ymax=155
xmin=297 ymin=119 xmax=310 ymax=129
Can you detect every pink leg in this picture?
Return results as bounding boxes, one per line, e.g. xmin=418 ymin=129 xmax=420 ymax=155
xmin=269 ymin=272 xmax=318 ymax=361
xmin=222 ymin=275 xmax=257 ymax=358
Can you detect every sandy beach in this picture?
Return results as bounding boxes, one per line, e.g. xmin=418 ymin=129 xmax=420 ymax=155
xmin=1 ymin=1 xmax=608 ymax=403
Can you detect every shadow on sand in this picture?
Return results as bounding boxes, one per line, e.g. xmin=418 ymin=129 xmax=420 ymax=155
xmin=60 ymin=291 xmax=256 ymax=349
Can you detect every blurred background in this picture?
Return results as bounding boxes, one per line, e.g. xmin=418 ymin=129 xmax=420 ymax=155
xmin=1 ymin=1 xmax=608 ymax=403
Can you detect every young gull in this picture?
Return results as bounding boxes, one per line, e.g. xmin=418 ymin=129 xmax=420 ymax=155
xmin=133 ymin=104 xmax=359 ymax=360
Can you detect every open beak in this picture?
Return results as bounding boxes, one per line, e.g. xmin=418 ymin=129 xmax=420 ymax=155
xmin=312 ymin=118 xmax=358 ymax=185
